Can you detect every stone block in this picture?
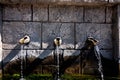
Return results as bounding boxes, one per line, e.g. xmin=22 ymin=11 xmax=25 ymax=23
xmin=76 ymin=23 xmax=112 ymax=49
xmin=0 ymin=0 xmax=110 ymax=5
xmin=42 ymin=23 xmax=74 ymax=49
xmin=100 ymin=24 xmax=112 ymax=49
xmin=3 ymin=4 xmax=31 ymax=21
xmin=2 ymin=49 xmax=53 ymax=64
xmin=26 ymin=50 xmax=53 ymax=59
xmin=49 ymin=5 xmax=83 ymax=22
xmin=33 ymin=5 xmax=48 ymax=21
xmin=2 ymin=50 xmax=23 ymax=65
xmin=76 ymin=23 xmax=101 ymax=49
xmin=2 ymin=22 xmax=41 ymax=49
xmin=64 ymin=50 xmax=80 ymax=56
xmin=84 ymin=7 xmax=105 ymax=23
xmin=106 ymin=7 xmax=113 ymax=23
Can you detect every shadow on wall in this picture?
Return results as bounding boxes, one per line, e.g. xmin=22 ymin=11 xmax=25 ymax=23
xmin=1 ymin=40 xmax=119 ymax=77
xmin=1 ymin=44 xmax=54 ymax=75
xmin=2 ymin=44 xmax=21 ymax=68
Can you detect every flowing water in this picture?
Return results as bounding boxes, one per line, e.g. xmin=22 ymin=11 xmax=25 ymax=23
xmin=94 ymin=45 xmax=104 ymax=80
xmin=55 ymin=46 xmax=61 ymax=80
xmin=20 ymin=45 xmax=26 ymax=80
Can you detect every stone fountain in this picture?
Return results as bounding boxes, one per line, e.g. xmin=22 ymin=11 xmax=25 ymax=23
xmin=19 ymin=35 xmax=30 ymax=80
xmin=80 ymin=37 xmax=104 ymax=80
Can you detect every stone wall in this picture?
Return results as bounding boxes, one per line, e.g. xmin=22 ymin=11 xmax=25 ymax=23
xmin=0 ymin=0 xmax=120 ymax=5
xmin=0 ymin=1 xmax=119 ymax=77
xmin=2 ymin=4 xmax=113 ymax=58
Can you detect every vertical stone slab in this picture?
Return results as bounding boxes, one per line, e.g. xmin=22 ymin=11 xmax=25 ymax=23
xmin=0 ymin=5 xmax=2 ymax=76
xmin=112 ymin=5 xmax=120 ymax=75
xmin=116 ymin=5 xmax=120 ymax=75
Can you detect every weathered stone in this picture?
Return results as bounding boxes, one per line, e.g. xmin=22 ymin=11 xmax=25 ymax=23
xmin=0 ymin=0 xmax=110 ymax=5
xmin=76 ymin=23 xmax=112 ymax=49
xmin=42 ymin=23 xmax=74 ymax=49
xmin=0 ymin=1 xmax=118 ymax=75
xmin=76 ymin=23 xmax=86 ymax=49
xmin=76 ymin=23 xmax=101 ymax=49
xmin=3 ymin=4 xmax=31 ymax=21
xmin=109 ymin=0 xmax=120 ymax=3
xmin=106 ymin=7 xmax=113 ymax=23
xmin=64 ymin=50 xmax=80 ymax=56
xmin=115 ymin=5 xmax=120 ymax=71
xmin=26 ymin=50 xmax=53 ymax=59
xmin=84 ymin=7 xmax=105 ymax=23
xmin=33 ymin=5 xmax=48 ymax=21
xmin=49 ymin=5 xmax=83 ymax=22
xmin=2 ymin=22 xmax=41 ymax=49
xmin=2 ymin=50 xmax=23 ymax=65
xmin=100 ymin=50 xmax=113 ymax=60
xmin=2 ymin=49 xmax=53 ymax=74
xmin=100 ymin=24 xmax=112 ymax=49
xmin=2 ymin=49 xmax=52 ymax=63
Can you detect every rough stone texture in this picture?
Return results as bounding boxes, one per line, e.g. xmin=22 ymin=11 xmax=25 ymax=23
xmin=2 ymin=49 xmax=53 ymax=66
xmin=3 ymin=4 xmax=31 ymax=21
xmin=2 ymin=50 xmax=22 ymax=66
xmin=76 ymin=23 xmax=101 ymax=49
xmin=64 ymin=50 xmax=80 ymax=56
xmin=1 ymin=4 xmax=116 ymax=75
xmin=2 ymin=22 xmax=41 ymax=49
xmin=42 ymin=23 xmax=74 ymax=49
xmin=33 ymin=5 xmax=48 ymax=21
xmin=2 ymin=49 xmax=53 ymax=72
xmin=100 ymin=24 xmax=112 ymax=49
xmin=106 ymin=7 xmax=113 ymax=23
xmin=0 ymin=0 xmax=112 ymax=5
xmin=84 ymin=7 xmax=105 ymax=23
xmin=76 ymin=23 xmax=112 ymax=49
xmin=49 ymin=5 xmax=83 ymax=22
xmin=26 ymin=50 xmax=53 ymax=59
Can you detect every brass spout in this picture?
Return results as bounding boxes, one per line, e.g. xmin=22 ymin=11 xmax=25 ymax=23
xmin=87 ymin=37 xmax=99 ymax=46
xmin=19 ymin=35 xmax=30 ymax=45
xmin=54 ymin=37 xmax=62 ymax=46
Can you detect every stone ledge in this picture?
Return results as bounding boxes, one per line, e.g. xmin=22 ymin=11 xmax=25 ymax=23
xmin=0 ymin=0 xmax=116 ymax=5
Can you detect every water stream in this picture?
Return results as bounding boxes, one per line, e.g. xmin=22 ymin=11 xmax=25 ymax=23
xmin=55 ymin=46 xmax=61 ymax=80
xmin=94 ymin=45 xmax=104 ymax=80
xmin=20 ymin=45 xmax=25 ymax=80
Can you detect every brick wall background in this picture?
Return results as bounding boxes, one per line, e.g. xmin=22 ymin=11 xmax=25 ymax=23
xmin=0 ymin=1 xmax=119 ymax=77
